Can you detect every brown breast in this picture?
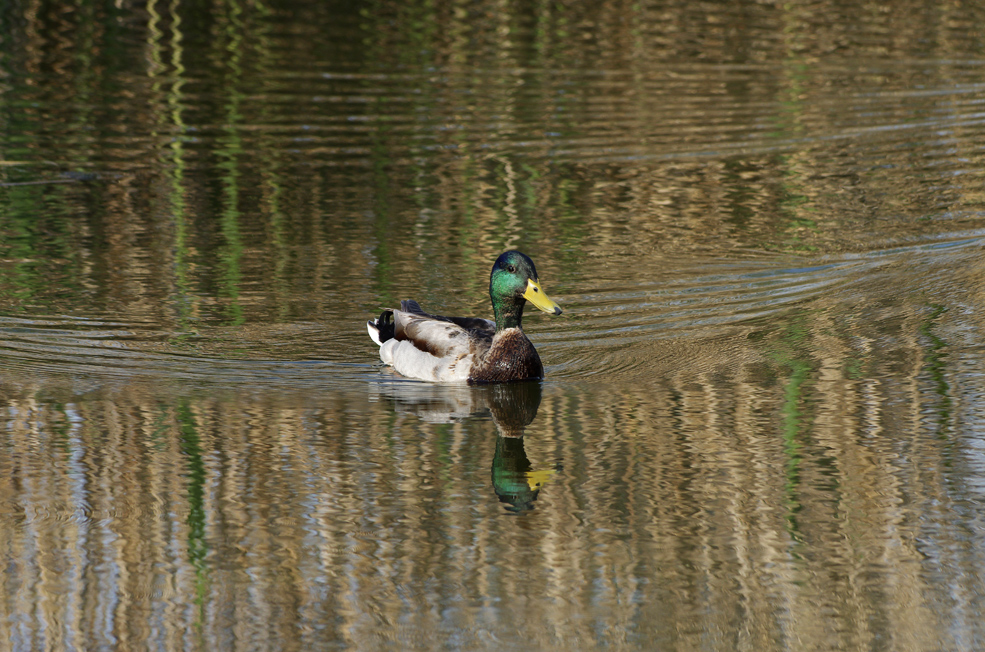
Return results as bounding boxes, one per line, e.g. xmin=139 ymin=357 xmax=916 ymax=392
xmin=468 ymin=329 xmax=544 ymax=384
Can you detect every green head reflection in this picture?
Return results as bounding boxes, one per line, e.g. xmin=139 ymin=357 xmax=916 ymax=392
xmin=371 ymin=379 xmax=555 ymax=513
xmin=484 ymin=382 xmax=555 ymax=514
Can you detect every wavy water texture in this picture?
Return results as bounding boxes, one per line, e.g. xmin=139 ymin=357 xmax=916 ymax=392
xmin=3 ymin=236 xmax=980 ymax=388
xmin=4 ymin=1 xmax=985 ymax=650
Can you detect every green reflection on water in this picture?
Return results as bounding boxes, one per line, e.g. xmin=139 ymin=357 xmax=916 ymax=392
xmin=51 ymin=402 xmax=72 ymax=457
xmin=768 ymin=316 xmax=816 ymax=543
xmin=0 ymin=185 xmax=83 ymax=311
xmin=176 ymin=400 xmax=210 ymax=639
xmin=0 ymin=188 xmax=43 ymax=307
xmin=188 ymin=0 xmax=273 ymax=328
xmin=216 ymin=55 xmax=246 ymax=326
xmin=148 ymin=0 xmax=198 ymax=330
xmin=492 ymin=435 xmax=538 ymax=513
xmin=361 ymin=1 xmax=398 ymax=307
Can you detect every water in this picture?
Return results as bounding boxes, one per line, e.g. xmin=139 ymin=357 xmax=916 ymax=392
xmin=3 ymin=1 xmax=985 ymax=650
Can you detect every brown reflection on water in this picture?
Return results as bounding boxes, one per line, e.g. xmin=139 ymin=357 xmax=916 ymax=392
xmin=4 ymin=0 xmax=985 ymax=649
xmin=3 ymin=297 xmax=984 ymax=650
xmin=4 ymin=0 xmax=985 ymax=332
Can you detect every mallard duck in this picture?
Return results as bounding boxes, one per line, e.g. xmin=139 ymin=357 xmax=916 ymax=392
xmin=367 ymin=250 xmax=562 ymax=383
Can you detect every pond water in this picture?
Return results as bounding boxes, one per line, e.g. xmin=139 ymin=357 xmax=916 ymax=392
xmin=3 ymin=1 xmax=985 ymax=650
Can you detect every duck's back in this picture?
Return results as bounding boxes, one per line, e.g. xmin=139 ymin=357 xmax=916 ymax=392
xmin=378 ymin=309 xmax=475 ymax=382
xmin=372 ymin=300 xmax=544 ymax=383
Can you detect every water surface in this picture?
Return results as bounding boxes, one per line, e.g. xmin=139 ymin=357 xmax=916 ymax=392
xmin=2 ymin=1 xmax=985 ymax=650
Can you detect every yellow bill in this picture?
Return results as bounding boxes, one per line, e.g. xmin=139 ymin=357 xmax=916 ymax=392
xmin=526 ymin=468 xmax=557 ymax=491
xmin=523 ymin=278 xmax=562 ymax=315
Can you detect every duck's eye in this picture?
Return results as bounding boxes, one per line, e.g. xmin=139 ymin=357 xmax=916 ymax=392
xmin=507 ymin=265 xmax=516 ymax=273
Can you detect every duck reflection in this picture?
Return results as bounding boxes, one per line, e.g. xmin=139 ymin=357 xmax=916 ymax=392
xmin=485 ymin=382 xmax=552 ymax=513
xmin=369 ymin=380 xmax=553 ymax=513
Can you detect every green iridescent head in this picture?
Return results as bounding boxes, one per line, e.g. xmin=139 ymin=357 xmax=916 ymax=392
xmin=489 ymin=251 xmax=561 ymax=330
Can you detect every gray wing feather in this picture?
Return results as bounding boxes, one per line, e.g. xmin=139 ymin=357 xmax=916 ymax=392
xmin=394 ymin=310 xmax=470 ymax=359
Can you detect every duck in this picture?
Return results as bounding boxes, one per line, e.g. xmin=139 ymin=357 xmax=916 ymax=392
xmin=367 ymin=250 xmax=562 ymax=383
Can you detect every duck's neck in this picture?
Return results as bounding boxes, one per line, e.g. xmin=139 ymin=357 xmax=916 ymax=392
xmin=493 ymin=297 xmax=524 ymax=331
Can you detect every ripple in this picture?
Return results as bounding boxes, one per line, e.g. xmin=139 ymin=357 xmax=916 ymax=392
xmin=0 ymin=314 xmax=371 ymax=391
xmin=537 ymin=236 xmax=985 ymax=380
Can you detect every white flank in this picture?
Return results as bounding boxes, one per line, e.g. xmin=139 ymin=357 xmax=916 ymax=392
xmin=367 ymin=320 xmax=383 ymax=347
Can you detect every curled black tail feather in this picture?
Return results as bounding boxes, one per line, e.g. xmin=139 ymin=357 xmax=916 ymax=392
xmin=376 ymin=309 xmax=395 ymax=343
